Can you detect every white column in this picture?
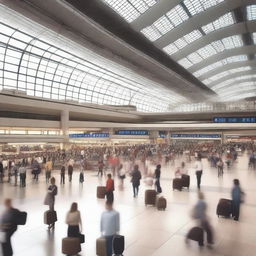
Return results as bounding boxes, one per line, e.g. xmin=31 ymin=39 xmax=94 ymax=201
xmin=61 ymin=109 xmax=69 ymax=147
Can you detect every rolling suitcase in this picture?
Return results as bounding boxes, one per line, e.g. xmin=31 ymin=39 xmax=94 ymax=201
xmin=145 ymin=189 xmax=157 ymax=206
xmin=113 ymin=235 xmax=125 ymax=255
xmin=181 ymin=174 xmax=190 ymax=189
xmin=16 ymin=211 xmax=27 ymax=225
xmin=62 ymin=237 xmax=81 ymax=255
xmin=97 ymin=186 xmax=106 ymax=199
xmin=172 ymin=178 xmax=182 ymax=191
xmin=156 ymin=196 xmax=167 ymax=210
xmin=216 ymin=198 xmax=232 ymax=217
xmin=96 ymin=237 xmax=107 ymax=256
xmin=186 ymin=226 xmax=204 ymax=246
xmin=44 ymin=210 xmax=57 ymax=225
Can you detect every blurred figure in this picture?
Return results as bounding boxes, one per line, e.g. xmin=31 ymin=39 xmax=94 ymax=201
xmin=79 ymin=170 xmax=84 ymax=185
xmin=0 ymin=199 xmax=20 ymax=256
xmin=98 ymin=160 xmax=104 ymax=177
xmin=45 ymin=158 xmax=52 ymax=183
xmin=68 ymin=164 xmax=73 ymax=183
xmin=131 ymin=165 xmax=142 ymax=198
xmin=195 ymin=158 xmax=203 ymax=190
xmin=60 ymin=165 xmax=65 ymax=185
xmin=192 ymin=192 xmax=214 ymax=248
xmin=100 ymin=201 xmax=120 ymax=256
xmin=231 ymin=179 xmax=244 ymax=221
xmin=154 ymin=164 xmax=162 ymax=194
xmin=18 ymin=164 xmax=26 ymax=187
xmin=44 ymin=177 xmax=58 ymax=212
xmin=118 ymin=164 xmax=126 ymax=186
xmin=0 ymin=160 xmax=3 ymax=183
xmin=106 ymin=174 xmax=114 ymax=203
xmin=217 ymin=158 xmax=224 ymax=177
xmin=12 ymin=164 xmax=18 ymax=186
xmin=66 ymin=202 xmax=82 ymax=239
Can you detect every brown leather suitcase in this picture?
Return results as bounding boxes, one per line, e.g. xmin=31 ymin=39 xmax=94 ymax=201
xmin=186 ymin=227 xmax=204 ymax=246
xmin=97 ymin=186 xmax=106 ymax=199
xmin=44 ymin=210 xmax=57 ymax=225
xmin=172 ymin=178 xmax=182 ymax=191
xmin=62 ymin=237 xmax=81 ymax=255
xmin=145 ymin=189 xmax=157 ymax=206
xmin=216 ymin=198 xmax=232 ymax=217
xmin=96 ymin=237 xmax=107 ymax=256
xmin=156 ymin=196 xmax=167 ymax=210
xmin=181 ymin=174 xmax=190 ymax=189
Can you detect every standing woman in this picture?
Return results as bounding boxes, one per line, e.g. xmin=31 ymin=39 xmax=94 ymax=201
xmin=154 ymin=164 xmax=162 ymax=194
xmin=66 ymin=202 xmax=82 ymax=239
xmin=131 ymin=165 xmax=142 ymax=198
xmin=231 ymin=179 xmax=244 ymax=221
xmin=44 ymin=177 xmax=58 ymax=212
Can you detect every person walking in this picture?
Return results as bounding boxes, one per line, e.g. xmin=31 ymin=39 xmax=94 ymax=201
xmin=66 ymin=202 xmax=82 ymax=240
xmin=60 ymin=165 xmax=65 ymax=185
xmin=0 ymin=160 xmax=3 ymax=183
xmin=0 ymin=199 xmax=22 ymax=256
xmin=217 ymin=158 xmax=224 ymax=177
xmin=191 ymin=192 xmax=214 ymax=248
xmin=154 ymin=164 xmax=162 ymax=194
xmin=100 ymin=201 xmax=120 ymax=256
xmin=195 ymin=158 xmax=203 ymax=190
xmin=68 ymin=164 xmax=73 ymax=183
xmin=106 ymin=174 xmax=115 ymax=203
xmin=12 ymin=163 xmax=18 ymax=186
xmin=44 ymin=177 xmax=58 ymax=212
xmin=45 ymin=159 xmax=52 ymax=184
xmin=131 ymin=165 xmax=142 ymax=197
xmin=19 ymin=164 xmax=26 ymax=187
xmin=98 ymin=160 xmax=104 ymax=177
xmin=231 ymin=179 xmax=244 ymax=221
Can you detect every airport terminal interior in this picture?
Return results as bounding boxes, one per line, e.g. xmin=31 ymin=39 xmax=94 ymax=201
xmin=1 ymin=0 xmax=256 ymax=255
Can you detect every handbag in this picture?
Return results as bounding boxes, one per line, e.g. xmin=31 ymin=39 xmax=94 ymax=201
xmin=79 ymin=233 xmax=85 ymax=244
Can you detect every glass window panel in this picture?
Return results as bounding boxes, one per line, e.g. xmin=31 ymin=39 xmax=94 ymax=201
xmin=247 ymin=5 xmax=256 ymax=20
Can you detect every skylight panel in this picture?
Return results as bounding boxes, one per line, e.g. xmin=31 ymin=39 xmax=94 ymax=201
xmin=178 ymin=58 xmax=193 ymax=68
xmin=166 ymin=5 xmax=189 ymax=27
xmin=182 ymin=36 xmax=243 ymax=67
xmin=193 ymin=55 xmax=248 ymax=77
xmin=101 ymin=0 xmax=158 ymax=23
xmin=202 ymin=12 xmax=234 ymax=34
xmin=163 ymin=43 xmax=179 ymax=55
xmin=247 ymin=5 xmax=256 ymax=20
xmin=203 ymin=66 xmax=252 ymax=85
xmin=187 ymin=52 xmax=203 ymax=64
xmin=141 ymin=26 xmax=162 ymax=41
xmin=140 ymin=4 xmax=189 ymax=42
xmin=183 ymin=0 xmax=224 ymax=16
xmin=163 ymin=30 xmax=202 ymax=56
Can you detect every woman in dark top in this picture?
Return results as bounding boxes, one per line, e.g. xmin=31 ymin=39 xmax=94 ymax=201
xmin=44 ymin=177 xmax=58 ymax=211
xmin=131 ymin=165 xmax=142 ymax=198
xmin=155 ymin=164 xmax=162 ymax=194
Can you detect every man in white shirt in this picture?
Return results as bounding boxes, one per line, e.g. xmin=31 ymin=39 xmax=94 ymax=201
xmin=100 ymin=201 xmax=120 ymax=256
xmin=195 ymin=158 xmax=203 ymax=190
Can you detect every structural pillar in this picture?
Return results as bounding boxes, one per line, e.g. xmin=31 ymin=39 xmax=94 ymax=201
xmin=61 ymin=109 xmax=69 ymax=148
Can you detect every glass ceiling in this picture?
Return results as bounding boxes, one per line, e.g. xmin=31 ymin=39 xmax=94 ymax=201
xmin=101 ymin=0 xmax=256 ymax=101
xmin=0 ymin=4 xmax=188 ymax=113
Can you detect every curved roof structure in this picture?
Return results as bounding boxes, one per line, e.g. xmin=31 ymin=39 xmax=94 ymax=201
xmin=0 ymin=4 xmax=187 ymax=113
xmin=101 ymin=0 xmax=256 ymax=100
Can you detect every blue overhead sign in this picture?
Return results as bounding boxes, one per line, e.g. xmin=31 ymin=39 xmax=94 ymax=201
xmin=69 ymin=133 xmax=109 ymax=138
xmin=171 ymin=134 xmax=221 ymax=139
xmin=214 ymin=117 xmax=256 ymax=123
xmin=115 ymin=130 xmax=149 ymax=136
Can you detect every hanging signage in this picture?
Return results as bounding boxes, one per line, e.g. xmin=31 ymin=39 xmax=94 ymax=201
xmin=115 ymin=130 xmax=149 ymax=136
xmin=213 ymin=117 xmax=256 ymax=123
xmin=171 ymin=134 xmax=221 ymax=139
xmin=69 ymin=133 xmax=109 ymax=138
xmin=159 ymin=131 xmax=168 ymax=138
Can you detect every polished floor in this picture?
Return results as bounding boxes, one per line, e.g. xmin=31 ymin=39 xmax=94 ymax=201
xmin=0 ymin=153 xmax=256 ymax=256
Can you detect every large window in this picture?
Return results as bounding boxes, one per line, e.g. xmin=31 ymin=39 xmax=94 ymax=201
xmin=0 ymin=21 xmax=184 ymax=112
